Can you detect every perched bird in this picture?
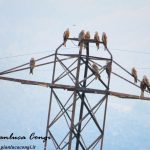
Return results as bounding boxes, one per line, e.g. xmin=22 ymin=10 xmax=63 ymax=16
xmin=30 ymin=58 xmax=35 ymax=75
xmin=106 ymin=61 xmax=112 ymax=78
xmin=78 ymin=30 xmax=85 ymax=50
xmin=143 ymin=75 xmax=149 ymax=84
xmin=140 ymin=75 xmax=150 ymax=97
xmin=131 ymin=67 xmax=138 ymax=83
xmin=84 ymin=31 xmax=90 ymax=49
xmin=143 ymin=75 xmax=150 ymax=91
xmin=94 ymin=31 xmax=100 ymax=49
xmin=92 ymin=63 xmax=100 ymax=80
xmin=63 ymin=28 xmax=70 ymax=47
xmin=140 ymin=80 xmax=146 ymax=97
xmin=85 ymin=31 xmax=90 ymax=39
xmin=102 ymin=32 xmax=107 ymax=50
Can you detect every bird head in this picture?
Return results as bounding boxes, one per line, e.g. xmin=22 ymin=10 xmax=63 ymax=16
xmin=81 ymin=30 xmax=85 ymax=33
xmin=143 ymin=75 xmax=147 ymax=79
xmin=86 ymin=31 xmax=90 ymax=34
xmin=95 ymin=31 xmax=98 ymax=35
xmin=66 ymin=28 xmax=69 ymax=32
xmin=132 ymin=67 xmax=136 ymax=71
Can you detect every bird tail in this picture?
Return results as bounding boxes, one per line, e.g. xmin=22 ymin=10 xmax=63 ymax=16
xmin=135 ymin=77 xmax=137 ymax=83
xmin=95 ymin=74 xmax=100 ymax=80
xmin=147 ymin=86 xmax=150 ymax=92
xmin=96 ymin=43 xmax=99 ymax=50
xmin=79 ymin=42 xmax=84 ymax=50
xmin=84 ymin=43 xmax=87 ymax=49
xmin=78 ymin=42 xmax=80 ymax=47
xmin=63 ymin=40 xmax=66 ymax=47
xmin=30 ymin=68 xmax=33 ymax=75
xmin=98 ymin=75 xmax=101 ymax=80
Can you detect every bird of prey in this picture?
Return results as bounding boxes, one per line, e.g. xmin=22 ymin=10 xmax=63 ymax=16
xmin=92 ymin=63 xmax=100 ymax=80
xmin=84 ymin=31 xmax=90 ymax=49
xmin=63 ymin=28 xmax=70 ymax=47
xmin=140 ymin=75 xmax=150 ymax=97
xmin=131 ymin=67 xmax=138 ymax=83
xmin=143 ymin=75 xmax=150 ymax=90
xmin=30 ymin=58 xmax=35 ymax=75
xmin=106 ymin=61 xmax=112 ymax=78
xmin=102 ymin=32 xmax=107 ymax=50
xmin=78 ymin=30 xmax=85 ymax=50
xmin=94 ymin=31 xmax=100 ymax=50
xmin=85 ymin=31 xmax=90 ymax=39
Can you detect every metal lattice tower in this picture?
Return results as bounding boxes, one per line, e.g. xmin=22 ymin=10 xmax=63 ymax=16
xmin=43 ymin=38 xmax=112 ymax=150
xmin=0 ymin=36 xmax=150 ymax=150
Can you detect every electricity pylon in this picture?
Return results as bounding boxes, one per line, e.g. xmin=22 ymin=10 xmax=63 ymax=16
xmin=0 ymin=37 xmax=149 ymax=150
xmin=43 ymin=38 xmax=112 ymax=150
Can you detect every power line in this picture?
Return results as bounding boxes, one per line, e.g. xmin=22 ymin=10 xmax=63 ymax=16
xmin=0 ymin=50 xmax=54 ymax=60
xmin=0 ymin=47 xmax=150 ymax=61
xmin=90 ymin=45 xmax=150 ymax=55
xmin=0 ymin=46 xmax=77 ymax=60
xmin=114 ymin=67 xmax=150 ymax=70
xmin=111 ymin=48 xmax=150 ymax=54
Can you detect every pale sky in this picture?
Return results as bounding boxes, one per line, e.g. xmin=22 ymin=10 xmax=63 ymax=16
xmin=0 ymin=0 xmax=150 ymax=149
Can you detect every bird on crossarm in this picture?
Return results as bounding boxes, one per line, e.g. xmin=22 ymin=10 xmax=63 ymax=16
xmin=63 ymin=28 xmax=70 ymax=47
xmin=102 ymin=32 xmax=107 ymax=50
xmin=94 ymin=31 xmax=100 ymax=50
xmin=78 ymin=30 xmax=85 ymax=50
xmin=131 ymin=67 xmax=138 ymax=84
xmin=140 ymin=75 xmax=150 ymax=97
xmin=106 ymin=60 xmax=112 ymax=78
xmin=84 ymin=31 xmax=90 ymax=49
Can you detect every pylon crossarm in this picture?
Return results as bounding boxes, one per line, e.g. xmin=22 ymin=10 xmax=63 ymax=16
xmin=110 ymin=91 xmax=150 ymax=101
xmin=58 ymin=53 xmax=111 ymax=61
xmin=0 ymin=76 xmax=106 ymax=93
xmin=67 ymin=38 xmax=104 ymax=44
xmin=0 ymin=53 xmax=55 ymax=75
xmin=0 ymin=76 xmax=150 ymax=100
xmin=0 ymin=56 xmax=73 ymax=76
xmin=0 ymin=76 xmax=49 ymax=87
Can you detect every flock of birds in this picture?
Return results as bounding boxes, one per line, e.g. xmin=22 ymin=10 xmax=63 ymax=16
xmin=63 ymin=28 xmax=111 ymax=84
xmin=28 ymin=29 xmax=149 ymax=98
xmin=63 ymin=28 xmax=107 ymax=50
